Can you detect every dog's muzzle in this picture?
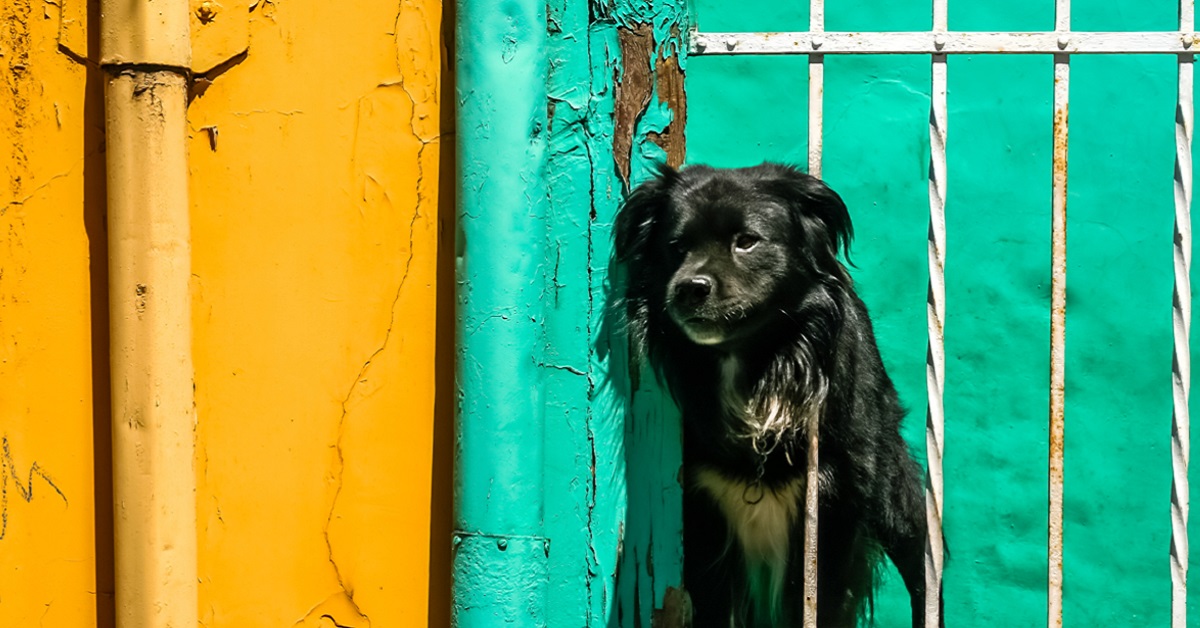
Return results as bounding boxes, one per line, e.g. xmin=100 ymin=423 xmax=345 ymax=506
xmin=668 ymin=275 xmax=730 ymax=345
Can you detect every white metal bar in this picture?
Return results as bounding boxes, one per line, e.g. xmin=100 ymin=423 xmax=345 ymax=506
xmin=1055 ymin=0 xmax=1070 ymax=32
xmin=1172 ymin=3 xmax=1194 ymax=627
xmin=924 ymin=7 xmax=949 ymax=628
xmin=803 ymin=422 xmax=820 ymax=628
xmin=1048 ymin=55 xmax=1069 ymax=628
xmin=801 ymin=8 xmax=823 ymax=628
xmin=692 ymin=31 xmax=1200 ymax=55
xmin=924 ymin=41 xmax=947 ymax=628
xmin=1047 ymin=12 xmax=1069 ymax=628
xmin=803 ymin=5 xmax=823 ymax=627
xmin=807 ymin=0 xmax=825 ymax=179
xmin=808 ymin=57 xmax=824 ymax=179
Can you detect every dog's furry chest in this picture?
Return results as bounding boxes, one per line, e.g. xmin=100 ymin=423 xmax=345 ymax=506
xmin=693 ymin=467 xmax=804 ymax=621
xmin=693 ymin=468 xmax=805 ymax=562
xmin=690 ymin=356 xmax=816 ymax=618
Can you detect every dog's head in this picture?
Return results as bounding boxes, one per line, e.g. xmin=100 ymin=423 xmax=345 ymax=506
xmin=614 ymin=163 xmax=852 ymax=352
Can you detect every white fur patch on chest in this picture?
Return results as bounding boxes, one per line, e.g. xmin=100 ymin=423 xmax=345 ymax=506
xmin=693 ymin=467 xmax=805 ymax=609
xmin=694 ymin=468 xmax=804 ymax=562
xmin=717 ymin=356 xmax=801 ymax=454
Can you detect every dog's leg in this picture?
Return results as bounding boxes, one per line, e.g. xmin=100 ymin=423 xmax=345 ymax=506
xmin=685 ymin=492 xmax=739 ymax=628
xmin=809 ymin=505 xmax=873 ymax=628
xmin=873 ymin=451 xmax=940 ymax=628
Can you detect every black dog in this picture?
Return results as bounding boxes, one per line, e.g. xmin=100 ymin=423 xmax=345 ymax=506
xmin=613 ymin=163 xmax=933 ymax=627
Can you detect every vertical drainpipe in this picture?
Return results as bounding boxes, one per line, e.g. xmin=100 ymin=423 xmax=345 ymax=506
xmin=452 ymin=0 xmax=550 ymax=625
xmin=99 ymin=1 xmax=198 ymax=626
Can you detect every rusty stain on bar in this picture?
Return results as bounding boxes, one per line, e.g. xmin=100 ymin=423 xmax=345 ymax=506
xmin=803 ymin=421 xmax=820 ymax=627
xmin=1048 ymin=50 xmax=1069 ymax=628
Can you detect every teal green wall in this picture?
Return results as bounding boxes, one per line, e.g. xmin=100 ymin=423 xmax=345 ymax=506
xmin=689 ymin=0 xmax=1195 ymax=625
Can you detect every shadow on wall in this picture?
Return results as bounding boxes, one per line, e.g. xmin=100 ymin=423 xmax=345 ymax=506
xmin=598 ymin=251 xmax=688 ymax=628
xmin=428 ymin=0 xmax=456 ymax=624
xmin=82 ymin=0 xmax=114 ymax=624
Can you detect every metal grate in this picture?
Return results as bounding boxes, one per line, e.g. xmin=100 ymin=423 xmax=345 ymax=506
xmin=690 ymin=2 xmax=1195 ymax=626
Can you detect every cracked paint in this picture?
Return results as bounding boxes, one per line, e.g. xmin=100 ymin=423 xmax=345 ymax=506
xmin=533 ymin=0 xmax=688 ymax=626
xmin=189 ymin=0 xmax=442 ymax=624
xmin=613 ymin=22 xmax=688 ymax=190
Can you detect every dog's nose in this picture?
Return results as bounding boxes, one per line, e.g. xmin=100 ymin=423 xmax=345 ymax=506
xmin=675 ymin=276 xmax=713 ymax=307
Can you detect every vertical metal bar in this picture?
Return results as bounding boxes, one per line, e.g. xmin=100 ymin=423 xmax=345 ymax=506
xmin=925 ymin=1 xmax=948 ymax=626
xmin=1172 ymin=3 xmax=1194 ymax=626
xmin=803 ymin=5 xmax=824 ymax=627
xmin=803 ymin=420 xmax=820 ymax=628
xmin=807 ymin=0 xmax=825 ymax=179
xmin=1048 ymin=2 xmax=1070 ymax=625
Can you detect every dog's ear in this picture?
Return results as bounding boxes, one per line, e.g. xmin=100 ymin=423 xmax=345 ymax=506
xmin=613 ymin=164 xmax=677 ymax=361
xmin=760 ymin=164 xmax=854 ymax=270
xmin=614 ymin=163 xmax=677 ymax=265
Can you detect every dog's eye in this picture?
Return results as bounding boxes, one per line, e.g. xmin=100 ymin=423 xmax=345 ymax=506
xmin=733 ymin=234 xmax=761 ymax=252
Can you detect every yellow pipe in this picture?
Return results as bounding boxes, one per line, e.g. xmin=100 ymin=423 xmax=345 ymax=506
xmin=100 ymin=1 xmax=197 ymax=626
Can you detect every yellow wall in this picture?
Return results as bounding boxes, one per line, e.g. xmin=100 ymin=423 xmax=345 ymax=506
xmin=0 ymin=0 xmax=448 ymax=624
xmin=188 ymin=0 xmax=444 ymax=624
xmin=0 ymin=0 xmax=109 ymax=624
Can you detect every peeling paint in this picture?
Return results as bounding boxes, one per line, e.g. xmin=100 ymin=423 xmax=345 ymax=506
xmin=2 ymin=0 xmax=33 ymax=202
xmin=537 ymin=0 xmax=688 ymax=626
xmin=650 ymin=586 xmax=692 ymax=628
xmin=613 ymin=24 xmax=656 ymax=188
xmin=612 ymin=20 xmax=688 ymax=191
xmin=646 ymin=37 xmax=687 ymax=169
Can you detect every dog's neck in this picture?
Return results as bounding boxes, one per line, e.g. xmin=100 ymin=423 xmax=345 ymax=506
xmin=716 ymin=345 xmax=826 ymax=461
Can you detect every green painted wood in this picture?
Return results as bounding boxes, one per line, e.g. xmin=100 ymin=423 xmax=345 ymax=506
xmin=455 ymin=0 xmax=689 ymax=626
xmin=543 ymin=1 xmax=615 ymax=626
xmin=541 ymin=1 xmax=690 ymax=626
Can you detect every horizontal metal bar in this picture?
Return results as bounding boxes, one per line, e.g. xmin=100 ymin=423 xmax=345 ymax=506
xmin=692 ymin=31 xmax=1200 ymax=55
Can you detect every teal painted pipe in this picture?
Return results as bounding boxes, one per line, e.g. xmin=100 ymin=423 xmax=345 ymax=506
xmin=452 ymin=0 xmax=550 ymax=626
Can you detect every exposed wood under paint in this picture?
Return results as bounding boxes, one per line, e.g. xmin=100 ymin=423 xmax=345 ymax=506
xmin=614 ymin=23 xmax=655 ymax=188
xmin=614 ymin=22 xmax=687 ymax=189
xmin=646 ymin=29 xmax=687 ymax=170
